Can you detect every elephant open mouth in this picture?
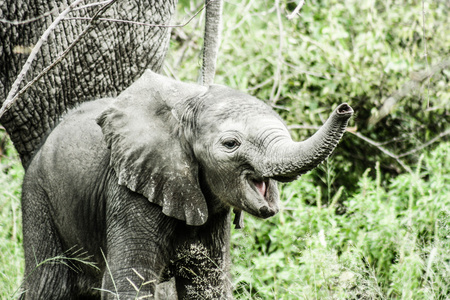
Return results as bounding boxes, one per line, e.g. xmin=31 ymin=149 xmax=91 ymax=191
xmin=252 ymin=179 xmax=268 ymax=198
xmin=245 ymin=177 xmax=278 ymax=218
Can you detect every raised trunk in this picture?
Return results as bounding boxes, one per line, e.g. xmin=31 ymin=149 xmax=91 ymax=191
xmin=262 ymin=103 xmax=353 ymax=180
xmin=0 ymin=0 xmax=177 ymax=167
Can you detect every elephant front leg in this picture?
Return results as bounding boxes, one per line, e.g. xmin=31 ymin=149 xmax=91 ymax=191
xmin=171 ymin=209 xmax=234 ymax=299
xmin=101 ymin=235 xmax=175 ymax=299
xmin=172 ymin=242 xmax=233 ymax=300
xmin=102 ymin=195 xmax=178 ymax=299
xmin=101 ymin=264 xmax=159 ymax=299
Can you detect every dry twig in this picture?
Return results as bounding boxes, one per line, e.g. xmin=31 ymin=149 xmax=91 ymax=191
xmin=0 ymin=8 xmax=60 ymax=25
xmin=287 ymin=0 xmax=305 ymax=20
xmin=0 ymin=0 xmax=215 ymax=118
xmin=1 ymin=0 xmax=86 ymax=117
xmin=289 ymin=123 xmax=449 ymax=174
xmin=64 ymin=1 xmax=208 ymax=29
xmin=397 ymin=129 xmax=450 ymax=158
xmin=0 ymin=0 xmax=118 ymax=118
xmin=349 ymin=131 xmax=413 ymax=173
xmin=368 ymin=59 xmax=450 ymax=126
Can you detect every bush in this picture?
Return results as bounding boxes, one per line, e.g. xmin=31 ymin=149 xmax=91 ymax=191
xmin=169 ymin=0 xmax=449 ymax=196
xmin=231 ymin=142 xmax=450 ymax=299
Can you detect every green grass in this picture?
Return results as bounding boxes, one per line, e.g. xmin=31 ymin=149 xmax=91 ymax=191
xmin=0 ymin=132 xmax=24 ymax=299
xmin=231 ymin=142 xmax=450 ymax=299
xmin=169 ymin=0 xmax=450 ymax=193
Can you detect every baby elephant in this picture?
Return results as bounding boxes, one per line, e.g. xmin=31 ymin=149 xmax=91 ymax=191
xmin=20 ymin=70 xmax=353 ymax=299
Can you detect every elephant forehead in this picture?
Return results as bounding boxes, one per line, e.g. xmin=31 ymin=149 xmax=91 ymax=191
xmin=199 ymin=113 xmax=288 ymax=141
xmin=204 ymin=98 xmax=276 ymax=123
xmin=193 ymin=90 xmax=287 ymax=138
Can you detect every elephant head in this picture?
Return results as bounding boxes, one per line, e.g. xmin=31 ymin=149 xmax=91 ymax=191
xmin=97 ymin=70 xmax=353 ymax=225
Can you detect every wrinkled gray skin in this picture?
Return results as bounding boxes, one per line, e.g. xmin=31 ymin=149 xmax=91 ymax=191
xmin=1 ymin=0 xmax=224 ymax=167
xmin=0 ymin=0 xmax=177 ymax=166
xmin=21 ymin=70 xmax=353 ymax=299
xmin=0 ymin=0 xmax=179 ymax=166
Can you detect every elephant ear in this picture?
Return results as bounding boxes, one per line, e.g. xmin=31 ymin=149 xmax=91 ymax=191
xmin=97 ymin=70 xmax=209 ymax=226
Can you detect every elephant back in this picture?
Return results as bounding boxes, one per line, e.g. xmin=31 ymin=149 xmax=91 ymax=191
xmin=0 ymin=0 xmax=177 ymax=168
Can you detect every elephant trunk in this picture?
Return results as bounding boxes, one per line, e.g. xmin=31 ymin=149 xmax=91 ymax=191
xmin=200 ymin=0 xmax=223 ymax=86
xmin=262 ymin=103 xmax=353 ymax=181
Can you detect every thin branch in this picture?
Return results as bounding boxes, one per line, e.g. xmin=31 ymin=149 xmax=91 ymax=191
xmin=1 ymin=0 xmax=85 ymax=118
xmin=289 ymin=124 xmax=448 ymax=173
xmin=369 ymin=59 xmax=450 ymax=126
xmin=349 ymin=132 xmax=413 ymax=173
xmin=0 ymin=8 xmax=60 ymax=25
xmin=227 ymin=0 xmax=256 ymax=31
xmin=72 ymin=0 xmax=112 ymax=11
xmin=282 ymin=60 xmax=329 ymax=79
xmin=246 ymin=77 xmax=272 ymax=91
xmin=0 ymin=0 xmax=114 ymax=26
xmin=64 ymin=1 xmax=209 ymax=28
xmin=0 ymin=1 xmax=111 ymax=25
xmin=398 ymin=129 xmax=450 ymax=158
xmin=0 ymin=0 xmax=118 ymax=118
xmin=287 ymin=0 xmax=305 ymax=20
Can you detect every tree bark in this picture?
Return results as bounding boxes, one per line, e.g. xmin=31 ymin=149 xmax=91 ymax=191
xmin=0 ymin=0 xmax=177 ymax=167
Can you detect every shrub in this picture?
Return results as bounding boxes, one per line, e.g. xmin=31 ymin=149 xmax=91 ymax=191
xmin=231 ymin=142 xmax=450 ymax=299
xmin=169 ymin=0 xmax=449 ymax=196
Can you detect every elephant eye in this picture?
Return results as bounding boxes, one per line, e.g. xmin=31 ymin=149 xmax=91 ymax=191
xmin=222 ymin=139 xmax=240 ymax=150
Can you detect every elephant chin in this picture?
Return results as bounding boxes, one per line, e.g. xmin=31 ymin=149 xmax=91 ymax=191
xmin=240 ymin=177 xmax=279 ymax=219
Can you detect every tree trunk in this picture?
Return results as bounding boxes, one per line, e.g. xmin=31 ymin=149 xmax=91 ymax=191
xmin=0 ymin=0 xmax=177 ymax=167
